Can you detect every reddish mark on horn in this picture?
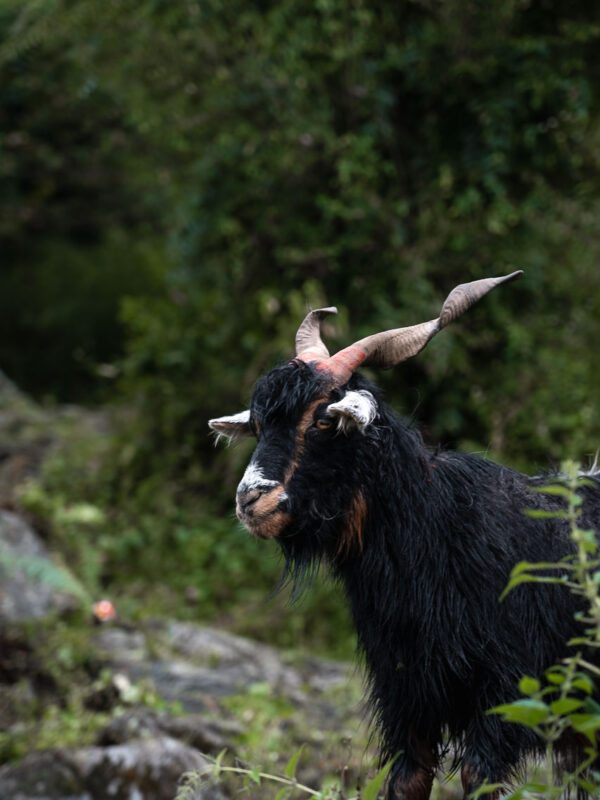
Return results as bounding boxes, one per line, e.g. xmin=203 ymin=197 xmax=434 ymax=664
xmin=294 ymin=346 xmax=367 ymax=385
xmin=323 ymin=346 xmax=367 ymax=384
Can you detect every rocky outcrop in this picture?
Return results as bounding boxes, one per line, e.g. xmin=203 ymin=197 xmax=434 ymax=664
xmin=0 ymin=510 xmax=78 ymax=622
xmin=0 ymin=620 xmax=362 ymax=800
xmin=93 ymin=620 xmax=349 ymax=711
xmin=96 ymin=708 xmax=242 ymax=754
xmin=0 ymin=736 xmax=227 ymax=800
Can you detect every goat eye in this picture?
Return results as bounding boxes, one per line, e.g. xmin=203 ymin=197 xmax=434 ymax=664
xmin=315 ymin=418 xmax=333 ymax=431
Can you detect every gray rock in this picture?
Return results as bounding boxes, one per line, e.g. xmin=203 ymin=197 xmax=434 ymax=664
xmin=0 ymin=511 xmax=78 ymax=622
xmin=97 ymin=708 xmax=242 ymax=755
xmin=94 ymin=621 xmax=350 ymax=710
xmin=0 ymin=749 xmax=88 ymax=800
xmin=154 ymin=621 xmax=350 ymax=693
xmin=0 ymin=736 xmax=227 ymax=800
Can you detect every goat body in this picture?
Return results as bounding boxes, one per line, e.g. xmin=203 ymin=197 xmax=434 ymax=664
xmin=209 ymin=285 xmax=600 ymax=799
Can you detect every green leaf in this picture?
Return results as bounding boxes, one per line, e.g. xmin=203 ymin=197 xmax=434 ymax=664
xmin=518 ymin=676 xmax=540 ymax=696
xmin=363 ymin=761 xmax=394 ymax=800
xmin=499 ymin=787 xmax=525 ymax=800
xmin=525 ymin=509 xmax=569 ymax=519
xmin=550 ymin=698 xmax=584 ymax=714
xmin=573 ymin=676 xmax=594 ymax=695
xmin=510 ymin=560 xmax=567 ymax=576
xmin=584 ymin=696 xmax=600 ymax=713
xmin=248 ymin=770 xmax=261 ymax=785
xmin=530 ymin=485 xmax=572 ymax=498
xmin=469 ymin=783 xmax=505 ymax=799
xmin=0 ymin=550 xmax=90 ymax=604
xmin=545 ymin=670 xmax=566 ymax=685
xmin=489 ymin=699 xmax=550 ymax=726
xmin=213 ymin=749 xmax=227 ymax=779
xmin=577 ymin=775 xmax=599 ymax=793
xmin=568 ymin=713 xmax=600 ymax=744
xmin=500 ymin=573 xmax=565 ymax=600
xmin=284 ymin=745 xmax=304 ymax=779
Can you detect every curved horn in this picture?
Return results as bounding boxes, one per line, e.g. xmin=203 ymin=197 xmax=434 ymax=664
xmin=295 ymin=306 xmax=338 ymax=362
xmin=323 ymin=271 xmax=523 ymax=384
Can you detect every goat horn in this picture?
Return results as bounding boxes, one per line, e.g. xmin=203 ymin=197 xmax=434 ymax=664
xmin=323 ymin=271 xmax=523 ymax=383
xmin=295 ymin=306 xmax=338 ymax=362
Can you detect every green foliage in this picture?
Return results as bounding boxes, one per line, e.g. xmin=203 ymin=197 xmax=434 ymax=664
xmin=0 ymin=700 xmax=110 ymax=765
xmin=0 ymin=664 xmax=177 ymax=767
xmin=176 ymin=746 xmax=394 ymax=800
xmin=1 ymin=0 xmax=599 ymax=476
xmin=0 ymin=546 xmax=89 ymax=605
xmin=0 ymin=0 xmax=174 ymax=398
xmin=489 ymin=462 xmax=600 ymax=798
xmin=1 ymin=5 xmax=600 ymax=785
xmin=100 ymin=0 xmax=600 ymax=485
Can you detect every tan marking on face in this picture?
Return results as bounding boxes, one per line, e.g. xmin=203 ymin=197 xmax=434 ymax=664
xmin=249 ymin=509 xmax=291 ymax=540
xmin=336 ymin=491 xmax=367 ymax=559
xmin=242 ymin=394 xmax=330 ymax=540
xmin=282 ymin=396 xmax=329 ymax=485
xmin=251 ymin=484 xmax=285 ymax=518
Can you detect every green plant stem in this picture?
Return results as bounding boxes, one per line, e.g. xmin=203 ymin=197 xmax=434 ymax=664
xmin=212 ymin=765 xmax=324 ymax=797
xmin=574 ymin=658 xmax=600 ymax=677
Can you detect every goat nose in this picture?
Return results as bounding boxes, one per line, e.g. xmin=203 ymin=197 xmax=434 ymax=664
xmin=237 ymin=488 xmax=261 ymax=514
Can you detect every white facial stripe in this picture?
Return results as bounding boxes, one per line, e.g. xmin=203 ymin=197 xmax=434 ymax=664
xmin=327 ymin=390 xmax=377 ymax=432
xmin=237 ymin=463 xmax=279 ymax=496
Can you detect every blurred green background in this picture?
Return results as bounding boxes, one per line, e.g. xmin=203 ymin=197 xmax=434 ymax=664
xmin=1 ymin=0 xmax=599 ymax=657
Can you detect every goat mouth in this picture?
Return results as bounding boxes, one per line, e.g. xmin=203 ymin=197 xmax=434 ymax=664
xmin=237 ymin=507 xmax=291 ymax=540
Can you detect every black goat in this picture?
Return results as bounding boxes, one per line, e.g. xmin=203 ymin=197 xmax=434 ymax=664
xmin=209 ymin=273 xmax=600 ymax=800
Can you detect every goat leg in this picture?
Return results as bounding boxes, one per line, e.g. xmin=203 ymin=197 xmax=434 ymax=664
xmin=461 ymin=763 xmax=504 ymax=800
xmin=387 ymin=740 xmax=436 ymax=800
xmin=387 ymin=765 xmax=434 ymax=800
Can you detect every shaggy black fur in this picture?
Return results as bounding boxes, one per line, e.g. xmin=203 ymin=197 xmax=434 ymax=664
xmin=244 ymin=361 xmax=600 ymax=799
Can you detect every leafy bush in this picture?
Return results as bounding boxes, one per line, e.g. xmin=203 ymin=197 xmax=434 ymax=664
xmin=485 ymin=461 xmax=600 ymax=798
xmin=2 ymin=0 xmax=599 ymax=473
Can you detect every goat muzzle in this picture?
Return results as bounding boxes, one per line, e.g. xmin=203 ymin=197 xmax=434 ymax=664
xmin=236 ymin=484 xmax=291 ymax=539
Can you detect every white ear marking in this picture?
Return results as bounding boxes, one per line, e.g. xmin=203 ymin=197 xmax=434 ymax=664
xmin=208 ymin=410 xmax=252 ymax=444
xmin=326 ymin=390 xmax=377 ymax=434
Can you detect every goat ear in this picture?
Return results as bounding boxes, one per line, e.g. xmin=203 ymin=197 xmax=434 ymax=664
xmin=326 ymin=390 xmax=377 ymax=434
xmin=208 ymin=410 xmax=253 ymax=442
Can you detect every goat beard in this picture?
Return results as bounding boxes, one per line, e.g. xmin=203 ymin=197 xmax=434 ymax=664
xmin=275 ymin=503 xmax=353 ymax=601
